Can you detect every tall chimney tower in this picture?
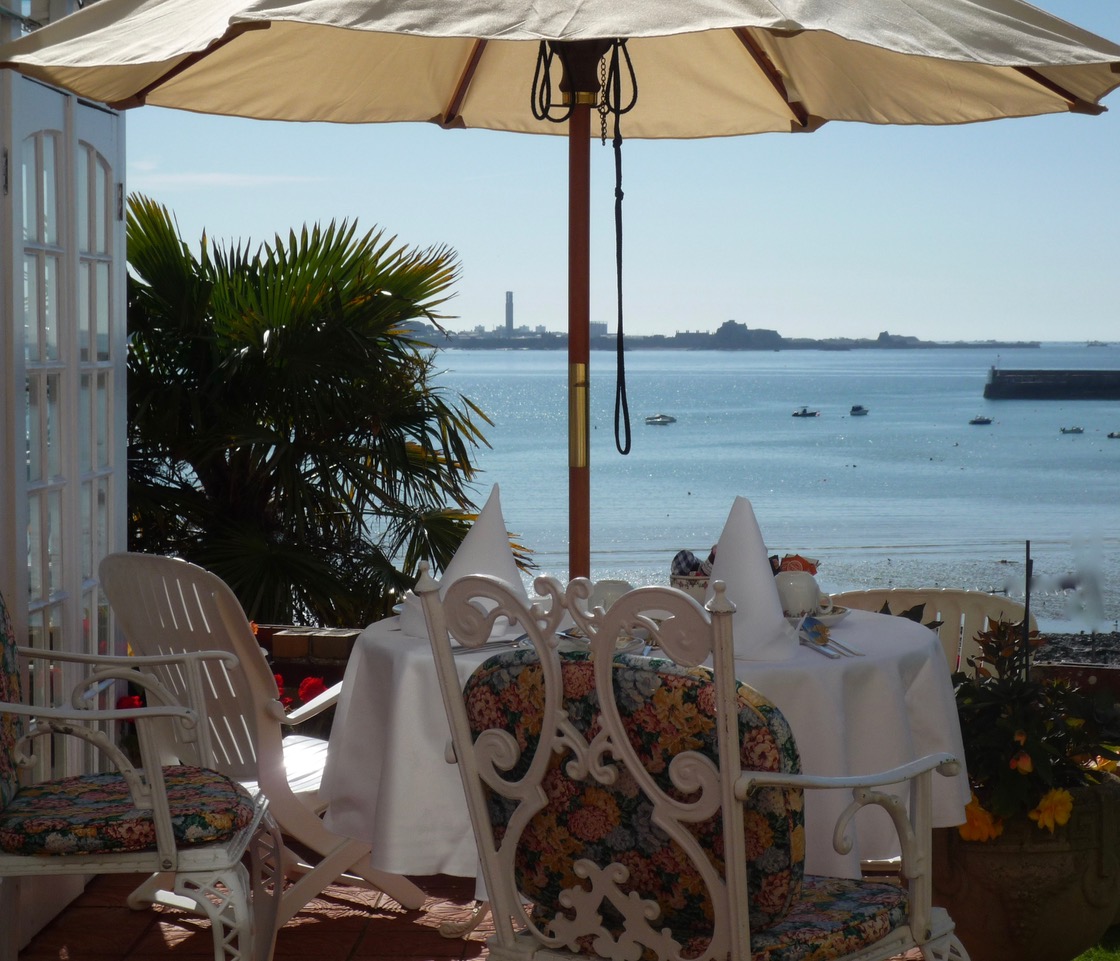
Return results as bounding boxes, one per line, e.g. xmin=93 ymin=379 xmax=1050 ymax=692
xmin=505 ymin=291 xmax=513 ymax=337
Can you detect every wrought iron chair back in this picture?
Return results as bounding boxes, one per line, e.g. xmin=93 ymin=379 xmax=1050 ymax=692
xmin=420 ymin=571 xmax=970 ymax=961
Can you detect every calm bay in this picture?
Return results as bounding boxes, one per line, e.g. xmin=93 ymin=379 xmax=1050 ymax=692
xmin=431 ymin=343 xmax=1120 ymax=632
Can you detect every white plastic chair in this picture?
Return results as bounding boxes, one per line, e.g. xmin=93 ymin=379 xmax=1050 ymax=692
xmin=99 ymin=553 xmax=426 ymax=926
xmin=420 ymin=570 xmax=970 ymax=961
xmin=0 ymin=587 xmax=282 ymax=961
xmin=830 ymin=588 xmax=1035 ymax=673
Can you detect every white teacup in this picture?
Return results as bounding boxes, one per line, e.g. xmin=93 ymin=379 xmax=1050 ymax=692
xmin=589 ymin=578 xmax=632 ymax=611
xmin=774 ymin=571 xmax=833 ymax=618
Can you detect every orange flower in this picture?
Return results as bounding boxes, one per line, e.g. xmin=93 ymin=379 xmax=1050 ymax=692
xmin=1013 ymin=729 xmax=1027 ymax=745
xmin=959 ymin=793 xmax=1004 ymax=842
xmin=1028 ymin=788 xmax=1074 ymax=833
xmin=1009 ymin=751 xmax=1034 ymax=774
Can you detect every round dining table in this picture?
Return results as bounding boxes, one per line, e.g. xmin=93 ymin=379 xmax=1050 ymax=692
xmin=320 ymin=607 xmax=970 ymax=883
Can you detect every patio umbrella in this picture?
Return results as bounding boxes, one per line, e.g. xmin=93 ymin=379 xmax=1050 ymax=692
xmin=4 ymin=0 xmax=1119 ymax=579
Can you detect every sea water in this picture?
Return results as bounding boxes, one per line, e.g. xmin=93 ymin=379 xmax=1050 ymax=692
xmin=430 ymin=344 xmax=1120 ymax=632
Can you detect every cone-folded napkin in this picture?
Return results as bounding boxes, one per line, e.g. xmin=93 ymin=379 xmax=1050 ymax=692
xmin=400 ymin=484 xmax=527 ymax=640
xmin=706 ymin=496 xmax=798 ymax=660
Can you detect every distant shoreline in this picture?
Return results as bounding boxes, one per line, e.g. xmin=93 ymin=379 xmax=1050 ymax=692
xmin=412 ymin=322 xmax=1043 ymax=352
xmin=440 ymin=336 xmax=1044 ymax=351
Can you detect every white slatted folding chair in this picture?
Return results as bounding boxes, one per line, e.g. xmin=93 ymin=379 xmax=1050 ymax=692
xmin=99 ymin=553 xmax=426 ymax=927
xmin=830 ymin=588 xmax=1035 ymax=673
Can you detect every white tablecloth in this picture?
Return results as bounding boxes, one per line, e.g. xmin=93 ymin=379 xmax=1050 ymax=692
xmin=321 ymin=609 xmax=969 ymax=881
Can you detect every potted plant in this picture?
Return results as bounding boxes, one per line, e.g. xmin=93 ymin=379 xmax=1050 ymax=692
xmin=933 ymin=619 xmax=1120 ymax=961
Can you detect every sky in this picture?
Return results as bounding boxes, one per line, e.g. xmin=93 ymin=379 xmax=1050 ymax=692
xmin=125 ymin=1 xmax=1120 ymax=344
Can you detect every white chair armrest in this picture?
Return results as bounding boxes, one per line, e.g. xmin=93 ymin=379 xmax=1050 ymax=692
xmin=0 ymin=696 xmax=194 ymax=724
xmin=17 ymin=645 xmax=239 ymax=670
xmin=734 ymin=752 xmax=959 ymax=796
xmin=738 ymin=751 xmax=959 ymax=943
xmin=284 ymin=679 xmax=342 ymax=725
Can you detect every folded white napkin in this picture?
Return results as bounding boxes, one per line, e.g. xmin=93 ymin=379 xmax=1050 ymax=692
xmin=400 ymin=484 xmax=529 ymax=640
xmin=706 ymin=496 xmax=798 ymax=661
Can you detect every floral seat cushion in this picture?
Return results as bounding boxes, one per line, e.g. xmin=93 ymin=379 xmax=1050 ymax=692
xmin=751 ymin=875 xmax=909 ymax=961
xmin=463 ymin=649 xmax=805 ymax=940
xmin=1 ymin=589 xmax=21 ymax=813
xmin=0 ymin=765 xmax=256 ymax=856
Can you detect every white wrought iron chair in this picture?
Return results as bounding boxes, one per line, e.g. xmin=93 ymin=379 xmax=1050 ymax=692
xmin=99 ymin=552 xmax=426 ymax=926
xmin=830 ymin=588 xmax=1035 ymax=673
xmin=0 ymin=586 xmax=282 ymax=961
xmin=419 ymin=570 xmax=971 ymax=961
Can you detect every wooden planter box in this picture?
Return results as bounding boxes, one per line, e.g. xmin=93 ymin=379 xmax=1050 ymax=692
xmin=254 ymin=624 xmax=361 ymax=688
xmin=1034 ymin=662 xmax=1120 ymax=704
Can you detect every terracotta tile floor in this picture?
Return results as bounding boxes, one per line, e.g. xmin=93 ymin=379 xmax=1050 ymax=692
xmin=19 ymin=873 xmax=937 ymax=961
xmin=18 ymin=873 xmax=491 ymax=961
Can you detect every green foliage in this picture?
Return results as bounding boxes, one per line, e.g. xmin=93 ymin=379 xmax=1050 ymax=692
xmin=952 ymin=619 xmax=1120 ymax=821
xmin=125 ymin=194 xmax=505 ymax=626
xmin=1075 ymin=925 xmax=1120 ymax=960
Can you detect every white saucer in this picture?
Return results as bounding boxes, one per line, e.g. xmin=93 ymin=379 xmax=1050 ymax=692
xmin=786 ymin=606 xmax=850 ymax=628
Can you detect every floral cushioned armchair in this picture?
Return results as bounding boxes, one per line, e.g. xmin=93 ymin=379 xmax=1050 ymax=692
xmin=463 ymin=649 xmax=804 ymax=941
xmin=420 ymin=571 xmax=970 ymax=961
xmin=0 ymin=587 xmax=281 ymax=961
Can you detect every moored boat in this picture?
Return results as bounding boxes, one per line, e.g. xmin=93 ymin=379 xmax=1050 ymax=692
xmin=645 ymin=413 xmax=676 ymax=425
xmin=849 ymin=405 xmax=869 ymax=416
xmin=969 ymin=415 xmax=992 ymax=425
xmin=1060 ymin=426 xmax=1085 ymax=434
xmin=792 ymin=406 xmax=820 ymax=417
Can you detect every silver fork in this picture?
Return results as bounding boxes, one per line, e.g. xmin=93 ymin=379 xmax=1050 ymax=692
xmin=825 ymin=636 xmax=863 ymax=657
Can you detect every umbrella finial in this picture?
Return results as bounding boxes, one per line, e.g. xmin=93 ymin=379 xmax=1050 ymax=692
xmin=554 ymin=39 xmax=614 ymax=102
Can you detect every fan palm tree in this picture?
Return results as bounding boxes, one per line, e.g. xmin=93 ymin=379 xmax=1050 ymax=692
xmin=125 ymin=194 xmax=496 ymax=625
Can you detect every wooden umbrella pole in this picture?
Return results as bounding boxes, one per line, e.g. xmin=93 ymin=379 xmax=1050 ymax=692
xmin=568 ymin=100 xmax=591 ymax=580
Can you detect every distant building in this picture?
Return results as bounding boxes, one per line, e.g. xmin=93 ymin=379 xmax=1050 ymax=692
xmin=505 ymin=291 xmax=513 ymax=337
xmin=590 ymin=321 xmax=608 ymax=338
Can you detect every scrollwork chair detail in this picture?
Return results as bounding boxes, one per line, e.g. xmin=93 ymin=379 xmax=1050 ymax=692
xmin=420 ymin=570 xmax=970 ymax=961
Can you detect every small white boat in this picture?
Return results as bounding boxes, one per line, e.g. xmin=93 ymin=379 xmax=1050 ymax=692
xmin=969 ymin=415 xmax=992 ymax=425
xmin=1060 ymin=426 xmax=1084 ymax=434
xmin=792 ymin=406 xmax=820 ymax=418
xmin=849 ymin=405 xmax=869 ymax=416
xmin=645 ymin=413 xmax=676 ymax=426
xmin=1108 ymin=432 xmax=1120 ymax=439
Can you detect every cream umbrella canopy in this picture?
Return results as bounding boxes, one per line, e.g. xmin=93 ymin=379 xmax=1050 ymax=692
xmin=4 ymin=0 xmax=1119 ymax=579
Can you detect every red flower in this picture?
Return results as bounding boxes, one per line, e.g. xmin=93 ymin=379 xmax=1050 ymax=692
xmin=298 ymin=676 xmax=328 ymax=704
xmin=274 ymin=673 xmax=286 ymax=694
xmin=115 ymin=694 xmax=144 ymax=720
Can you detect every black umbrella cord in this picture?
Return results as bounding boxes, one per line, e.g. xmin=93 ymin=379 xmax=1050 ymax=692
xmin=532 ymin=40 xmax=637 ymax=455
xmin=602 ymin=40 xmax=637 ymax=455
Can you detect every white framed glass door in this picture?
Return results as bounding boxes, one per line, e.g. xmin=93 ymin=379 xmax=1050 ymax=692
xmin=10 ymin=75 xmax=126 ymax=780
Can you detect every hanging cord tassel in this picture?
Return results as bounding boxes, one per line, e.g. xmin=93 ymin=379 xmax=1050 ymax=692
xmin=531 ymin=41 xmax=571 ymax=123
xmin=605 ymin=40 xmax=637 ymax=455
